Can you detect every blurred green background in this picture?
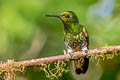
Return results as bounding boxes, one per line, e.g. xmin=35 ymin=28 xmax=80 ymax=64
xmin=0 ymin=0 xmax=120 ymax=80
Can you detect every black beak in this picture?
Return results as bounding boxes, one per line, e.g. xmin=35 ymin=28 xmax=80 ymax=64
xmin=45 ymin=15 xmax=60 ymax=18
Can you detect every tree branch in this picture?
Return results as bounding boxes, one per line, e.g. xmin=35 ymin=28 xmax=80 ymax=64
xmin=0 ymin=46 xmax=120 ymax=80
xmin=5 ymin=46 xmax=120 ymax=67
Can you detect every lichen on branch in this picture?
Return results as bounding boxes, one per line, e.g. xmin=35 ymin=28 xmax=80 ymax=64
xmin=0 ymin=46 xmax=120 ymax=80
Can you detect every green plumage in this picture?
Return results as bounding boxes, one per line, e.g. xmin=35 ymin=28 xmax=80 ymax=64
xmin=46 ymin=11 xmax=89 ymax=74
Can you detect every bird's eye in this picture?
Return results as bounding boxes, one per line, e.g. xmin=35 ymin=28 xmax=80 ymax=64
xmin=65 ymin=15 xmax=71 ymax=18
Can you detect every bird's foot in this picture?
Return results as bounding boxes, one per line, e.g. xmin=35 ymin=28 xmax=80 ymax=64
xmin=81 ymin=50 xmax=88 ymax=55
xmin=81 ymin=47 xmax=88 ymax=55
xmin=68 ymin=52 xmax=73 ymax=58
xmin=84 ymin=50 xmax=88 ymax=53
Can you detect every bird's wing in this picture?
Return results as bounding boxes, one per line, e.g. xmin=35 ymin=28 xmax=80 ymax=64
xmin=82 ymin=27 xmax=89 ymax=49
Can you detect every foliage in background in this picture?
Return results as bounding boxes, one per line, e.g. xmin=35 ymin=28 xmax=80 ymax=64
xmin=0 ymin=0 xmax=120 ymax=80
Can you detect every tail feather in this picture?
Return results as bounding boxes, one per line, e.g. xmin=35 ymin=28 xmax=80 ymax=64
xmin=74 ymin=57 xmax=89 ymax=74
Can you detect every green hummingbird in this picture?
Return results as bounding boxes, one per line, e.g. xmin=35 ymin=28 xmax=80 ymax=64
xmin=46 ymin=11 xmax=89 ymax=74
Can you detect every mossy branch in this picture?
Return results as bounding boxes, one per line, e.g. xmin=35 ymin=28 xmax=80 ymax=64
xmin=14 ymin=46 xmax=120 ymax=66
xmin=0 ymin=45 xmax=120 ymax=80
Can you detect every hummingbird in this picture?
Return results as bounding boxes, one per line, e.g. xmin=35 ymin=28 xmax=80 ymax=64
xmin=45 ymin=11 xmax=89 ymax=74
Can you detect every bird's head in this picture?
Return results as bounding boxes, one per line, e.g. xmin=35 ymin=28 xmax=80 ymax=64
xmin=59 ymin=11 xmax=79 ymax=24
xmin=46 ymin=11 xmax=79 ymax=32
xmin=46 ymin=11 xmax=79 ymax=24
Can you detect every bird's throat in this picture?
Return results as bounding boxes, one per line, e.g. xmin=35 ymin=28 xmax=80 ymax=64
xmin=63 ymin=23 xmax=80 ymax=34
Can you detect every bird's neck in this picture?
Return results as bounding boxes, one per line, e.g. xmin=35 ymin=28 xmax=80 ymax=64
xmin=64 ymin=23 xmax=81 ymax=35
